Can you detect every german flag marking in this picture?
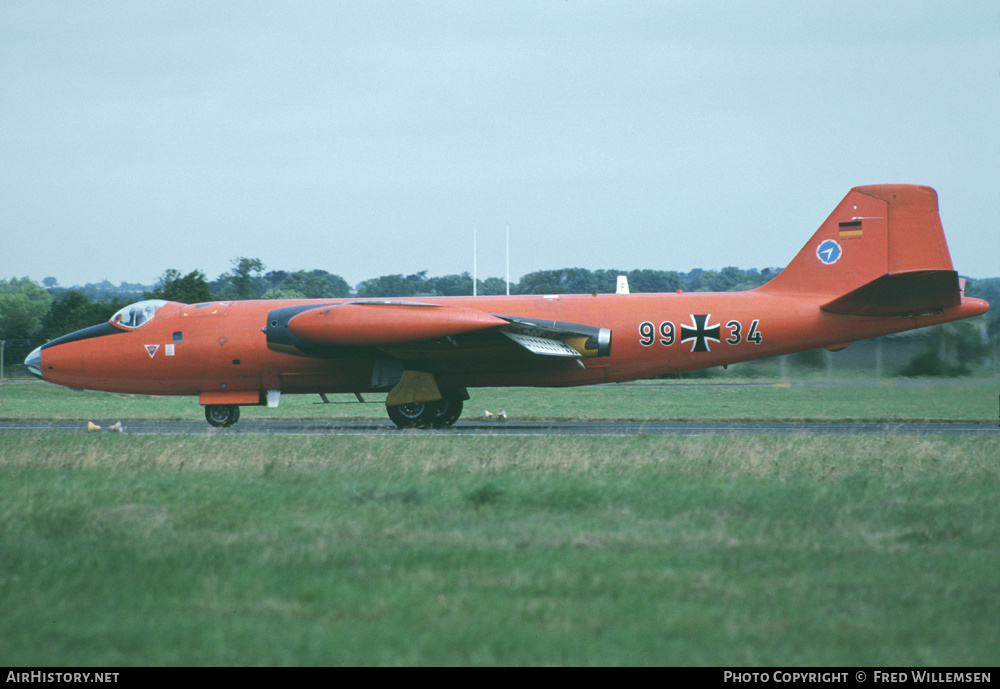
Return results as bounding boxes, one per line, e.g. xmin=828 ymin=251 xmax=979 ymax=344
xmin=839 ymin=220 xmax=862 ymax=238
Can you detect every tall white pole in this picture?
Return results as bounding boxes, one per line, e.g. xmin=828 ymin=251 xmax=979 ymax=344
xmin=505 ymin=224 xmax=510 ymax=296
xmin=473 ymin=223 xmax=478 ymax=297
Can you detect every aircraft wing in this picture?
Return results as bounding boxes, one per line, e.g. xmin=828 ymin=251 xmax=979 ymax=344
xmin=264 ymin=301 xmax=611 ymax=361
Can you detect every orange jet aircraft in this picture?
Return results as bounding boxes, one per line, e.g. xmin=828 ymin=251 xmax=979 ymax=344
xmin=26 ymin=185 xmax=989 ymax=428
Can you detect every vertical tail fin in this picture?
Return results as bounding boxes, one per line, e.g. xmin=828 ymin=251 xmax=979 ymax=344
xmin=757 ymin=185 xmax=961 ymax=316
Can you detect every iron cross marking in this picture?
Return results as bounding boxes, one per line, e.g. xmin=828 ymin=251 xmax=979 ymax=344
xmin=680 ymin=314 xmax=721 ymax=353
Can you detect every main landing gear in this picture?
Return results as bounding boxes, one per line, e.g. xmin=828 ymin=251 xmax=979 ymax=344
xmin=205 ymin=404 xmax=240 ymax=427
xmin=386 ymin=397 xmax=464 ymax=428
xmin=387 ymin=396 xmax=464 ymax=429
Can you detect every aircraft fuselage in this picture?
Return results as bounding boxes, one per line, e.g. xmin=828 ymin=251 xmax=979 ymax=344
xmin=26 ymin=185 xmax=992 ymax=428
xmin=31 ymin=291 xmax=986 ymax=397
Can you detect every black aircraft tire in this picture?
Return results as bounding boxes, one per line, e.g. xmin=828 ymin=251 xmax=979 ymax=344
xmin=205 ymin=404 xmax=240 ymax=427
xmin=387 ymin=397 xmax=464 ymax=429
xmin=387 ymin=401 xmax=429 ymax=429
xmin=429 ymin=397 xmax=463 ymax=428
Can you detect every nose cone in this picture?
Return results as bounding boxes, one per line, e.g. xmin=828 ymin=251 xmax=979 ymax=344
xmin=25 ymin=346 xmax=43 ymax=379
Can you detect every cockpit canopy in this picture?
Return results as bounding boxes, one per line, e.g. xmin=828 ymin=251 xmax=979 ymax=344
xmin=110 ymin=299 xmax=168 ymax=330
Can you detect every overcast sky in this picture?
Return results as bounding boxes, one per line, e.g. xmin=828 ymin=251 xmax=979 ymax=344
xmin=2 ymin=1 xmax=998 ymax=289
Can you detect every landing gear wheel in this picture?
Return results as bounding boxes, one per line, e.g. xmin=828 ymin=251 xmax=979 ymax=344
xmin=205 ymin=404 xmax=240 ymax=427
xmin=429 ymin=397 xmax=463 ymax=428
xmin=387 ymin=401 xmax=431 ymax=429
xmin=387 ymin=397 xmax=464 ymax=429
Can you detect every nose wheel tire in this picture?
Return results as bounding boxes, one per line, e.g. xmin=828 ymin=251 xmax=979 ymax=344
xmin=205 ymin=404 xmax=241 ymax=427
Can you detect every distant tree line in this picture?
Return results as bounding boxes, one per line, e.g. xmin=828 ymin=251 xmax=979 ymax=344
xmin=33 ymin=258 xmax=784 ymax=305
xmin=2 ymin=260 xmax=998 ymax=377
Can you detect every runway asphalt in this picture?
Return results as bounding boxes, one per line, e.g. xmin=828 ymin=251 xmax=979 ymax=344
xmin=0 ymin=419 xmax=995 ymax=435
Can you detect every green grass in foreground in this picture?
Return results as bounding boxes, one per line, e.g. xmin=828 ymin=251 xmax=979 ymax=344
xmin=1 ymin=375 xmax=998 ymax=423
xmin=1 ymin=432 xmax=998 ymax=666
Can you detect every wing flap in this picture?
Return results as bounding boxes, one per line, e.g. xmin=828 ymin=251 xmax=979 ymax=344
xmin=498 ymin=316 xmax=612 ymax=358
xmin=500 ymin=331 xmax=582 ymax=357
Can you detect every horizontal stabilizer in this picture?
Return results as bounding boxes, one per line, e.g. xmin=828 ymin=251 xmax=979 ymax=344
xmin=821 ymin=270 xmax=961 ymax=317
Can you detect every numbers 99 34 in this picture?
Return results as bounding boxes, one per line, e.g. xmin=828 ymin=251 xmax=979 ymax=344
xmin=638 ymin=315 xmax=762 ymax=353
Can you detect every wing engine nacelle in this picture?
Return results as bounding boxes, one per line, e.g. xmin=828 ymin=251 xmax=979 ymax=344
xmin=264 ymin=301 xmax=509 ymax=356
xmin=263 ymin=301 xmax=612 ymax=360
xmin=286 ymin=301 xmax=507 ymax=346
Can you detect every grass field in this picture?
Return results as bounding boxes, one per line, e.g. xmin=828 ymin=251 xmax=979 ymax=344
xmin=2 ymin=375 xmax=999 ymax=424
xmin=1 ymin=378 xmax=998 ymax=665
